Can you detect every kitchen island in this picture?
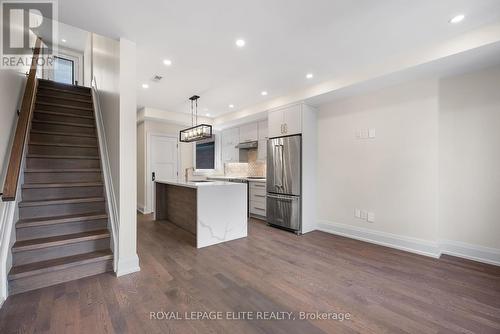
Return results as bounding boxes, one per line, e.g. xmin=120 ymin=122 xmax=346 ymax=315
xmin=155 ymin=180 xmax=248 ymax=248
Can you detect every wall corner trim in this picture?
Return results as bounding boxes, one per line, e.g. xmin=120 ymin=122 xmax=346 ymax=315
xmin=317 ymin=220 xmax=441 ymax=258
xmin=116 ymin=254 xmax=140 ymax=277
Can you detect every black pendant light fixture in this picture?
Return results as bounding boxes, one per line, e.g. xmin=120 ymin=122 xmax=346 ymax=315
xmin=179 ymin=95 xmax=212 ymax=143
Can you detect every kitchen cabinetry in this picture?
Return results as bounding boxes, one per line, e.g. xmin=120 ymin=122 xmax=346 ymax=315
xmin=249 ymin=181 xmax=267 ymax=218
xmin=257 ymin=120 xmax=268 ymax=162
xmin=267 ymin=103 xmax=317 ymax=233
xmin=239 ymin=123 xmax=258 ymax=143
xmin=221 ymin=127 xmax=239 ymax=163
xmin=268 ymin=104 xmax=302 ymax=138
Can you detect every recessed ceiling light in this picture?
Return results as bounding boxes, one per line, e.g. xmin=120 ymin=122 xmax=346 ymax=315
xmin=449 ymin=14 xmax=465 ymax=24
xmin=235 ymin=39 xmax=246 ymax=47
xmin=61 ymin=39 xmax=67 ymax=43
xmin=261 ymin=91 xmax=268 ymax=96
xmin=229 ymin=104 xmax=234 ymax=108
xmin=163 ymin=59 xmax=172 ymax=66
xmin=306 ymin=73 xmax=314 ymax=79
xmin=142 ymin=83 xmax=149 ymax=89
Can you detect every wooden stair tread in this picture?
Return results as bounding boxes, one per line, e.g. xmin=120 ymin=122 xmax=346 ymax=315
xmin=36 ymin=94 xmax=92 ymax=104
xmin=22 ymin=182 xmax=103 ymax=189
xmin=35 ymin=110 xmax=94 ymax=119
xmin=36 ymin=101 xmax=93 ymax=111
xmin=29 ymin=142 xmax=97 ymax=148
xmin=32 ymin=119 xmax=95 ymax=128
xmin=30 ymin=130 xmax=97 ymax=138
xmin=8 ymin=250 xmax=112 ymax=280
xmin=19 ymin=196 xmax=105 ymax=207
xmin=12 ymin=230 xmax=110 ymax=252
xmin=27 ymin=154 xmax=100 ymax=159
xmin=17 ymin=212 xmax=108 ymax=228
xmin=38 ymin=78 xmax=90 ymax=88
xmin=25 ymin=168 xmax=101 ymax=173
xmin=37 ymin=86 xmax=91 ymax=97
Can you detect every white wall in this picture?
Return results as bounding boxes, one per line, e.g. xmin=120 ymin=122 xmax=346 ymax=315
xmin=439 ymin=66 xmax=500 ymax=251
xmin=0 ymin=69 xmax=25 ymax=307
xmin=317 ymin=80 xmax=440 ymax=252
xmin=92 ymin=33 xmax=120 ymax=211
xmin=316 ymin=67 xmax=500 ymax=264
xmin=116 ymin=38 xmax=139 ymax=276
xmin=139 ymin=107 xmax=212 ymax=126
xmin=137 ymin=122 xmax=145 ymax=211
xmin=0 ymin=71 xmax=26 ymax=186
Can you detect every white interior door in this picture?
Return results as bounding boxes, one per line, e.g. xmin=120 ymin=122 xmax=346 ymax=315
xmin=148 ymin=134 xmax=178 ymax=213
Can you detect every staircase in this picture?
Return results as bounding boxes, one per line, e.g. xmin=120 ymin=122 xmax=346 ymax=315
xmin=7 ymin=79 xmax=113 ymax=295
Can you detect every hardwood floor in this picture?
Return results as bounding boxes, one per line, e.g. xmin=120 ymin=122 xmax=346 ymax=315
xmin=1 ymin=214 xmax=500 ymax=333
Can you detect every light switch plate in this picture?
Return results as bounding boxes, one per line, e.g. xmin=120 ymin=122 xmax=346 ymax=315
xmin=367 ymin=212 xmax=375 ymax=223
xmin=360 ymin=210 xmax=368 ymax=220
xmin=361 ymin=129 xmax=369 ymax=139
xmin=355 ymin=209 xmax=361 ymax=218
xmin=368 ymin=128 xmax=376 ymax=138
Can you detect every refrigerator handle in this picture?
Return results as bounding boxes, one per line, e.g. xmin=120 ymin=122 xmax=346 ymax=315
xmin=273 ymin=144 xmax=283 ymax=188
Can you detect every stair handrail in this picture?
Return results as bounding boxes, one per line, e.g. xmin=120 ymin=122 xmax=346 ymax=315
xmin=1 ymin=37 xmax=43 ymax=202
xmin=90 ymin=75 xmax=119 ymax=271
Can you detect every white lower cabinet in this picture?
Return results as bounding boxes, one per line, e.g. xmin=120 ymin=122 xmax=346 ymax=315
xmin=249 ymin=182 xmax=267 ymax=218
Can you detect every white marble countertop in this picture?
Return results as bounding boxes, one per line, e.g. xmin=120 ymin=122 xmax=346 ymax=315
xmin=155 ymin=179 xmax=242 ymax=189
xmin=207 ymin=176 xmax=267 ymax=183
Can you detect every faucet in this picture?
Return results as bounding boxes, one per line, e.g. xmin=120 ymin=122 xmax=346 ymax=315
xmin=185 ymin=167 xmax=195 ymax=182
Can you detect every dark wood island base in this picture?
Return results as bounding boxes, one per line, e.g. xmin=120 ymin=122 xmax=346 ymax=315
xmin=155 ymin=183 xmax=197 ymax=236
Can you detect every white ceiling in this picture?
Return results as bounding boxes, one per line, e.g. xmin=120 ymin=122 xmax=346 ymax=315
xmin=55 ymin=0 xmax=500 ymax=117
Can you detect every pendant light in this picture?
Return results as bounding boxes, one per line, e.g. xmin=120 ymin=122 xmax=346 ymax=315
xmin=179 ymin=95 xmax=212 ymax=142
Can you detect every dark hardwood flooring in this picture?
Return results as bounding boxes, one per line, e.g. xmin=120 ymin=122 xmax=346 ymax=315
xmin=1 ymin=214 xmax=500 ymax=333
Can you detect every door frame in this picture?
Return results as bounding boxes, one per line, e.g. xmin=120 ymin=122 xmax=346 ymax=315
xmin=43 ymin=47 xmax=84 ymax=85
xmin=146 ymin=133 xmax=180 ymax=214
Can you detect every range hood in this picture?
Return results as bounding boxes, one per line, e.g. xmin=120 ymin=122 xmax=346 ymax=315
xmin=236 ymin=141 xmax=258 ymax=149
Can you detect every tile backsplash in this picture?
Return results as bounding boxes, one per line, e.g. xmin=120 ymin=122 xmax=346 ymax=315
xmin=224 ymin=161 xmax=266 ymax=177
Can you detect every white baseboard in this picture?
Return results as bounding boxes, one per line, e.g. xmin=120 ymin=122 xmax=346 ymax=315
xmin=317 ymin=220 xmax=500 ymax=267
xmin=116 ymin=254 xmax=140 ymax=277
xmin=440 ymin=239 xmax=500 ymax=267
xmin=317 ymin=220 xmax=441 ymax=258
xmin=137 ymin=204 xmax=146 ymax=214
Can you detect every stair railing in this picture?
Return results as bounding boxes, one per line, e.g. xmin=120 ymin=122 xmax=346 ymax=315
xmin=90 ymin=76 xmax=119 ymax=271
xmin=1 ymin=37 xmax=42 ymax=201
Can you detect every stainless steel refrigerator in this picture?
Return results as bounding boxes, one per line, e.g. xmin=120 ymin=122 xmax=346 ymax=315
xmin=266 ymin=135 xmax=302 ymax=233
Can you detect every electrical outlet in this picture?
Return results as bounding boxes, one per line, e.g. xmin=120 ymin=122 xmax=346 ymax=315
xmin=355 ymin=209 xmax=361 ymax=218
xmin=368 ymin=128 xmax=376 ymax=139
xmin=360 ymin=210 xmax=368 ymax=220
xmin=367 ymin=212 xmax=375 ymax=223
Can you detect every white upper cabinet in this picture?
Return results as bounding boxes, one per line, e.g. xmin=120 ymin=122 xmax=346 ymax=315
xmin=258 ymin=120 xmax=268 ymax=140
xmin=239 ymin=123 xmax=258 ymax=143
xmin=268 ymin=104 xmax=302 ymax=138
xmin=222 ymin=127 xmax=239 ymax=146
xmin=283 ymin=104 xmax=302 ymax=136
xmin=268 ymin=109 xmax=284 ymax=138
xmin=221 ymin=127 xmax=239 ymax=163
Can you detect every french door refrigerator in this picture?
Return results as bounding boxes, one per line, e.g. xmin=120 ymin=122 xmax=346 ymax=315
xmin=266 ymin=135 xmax=302 ymax=233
